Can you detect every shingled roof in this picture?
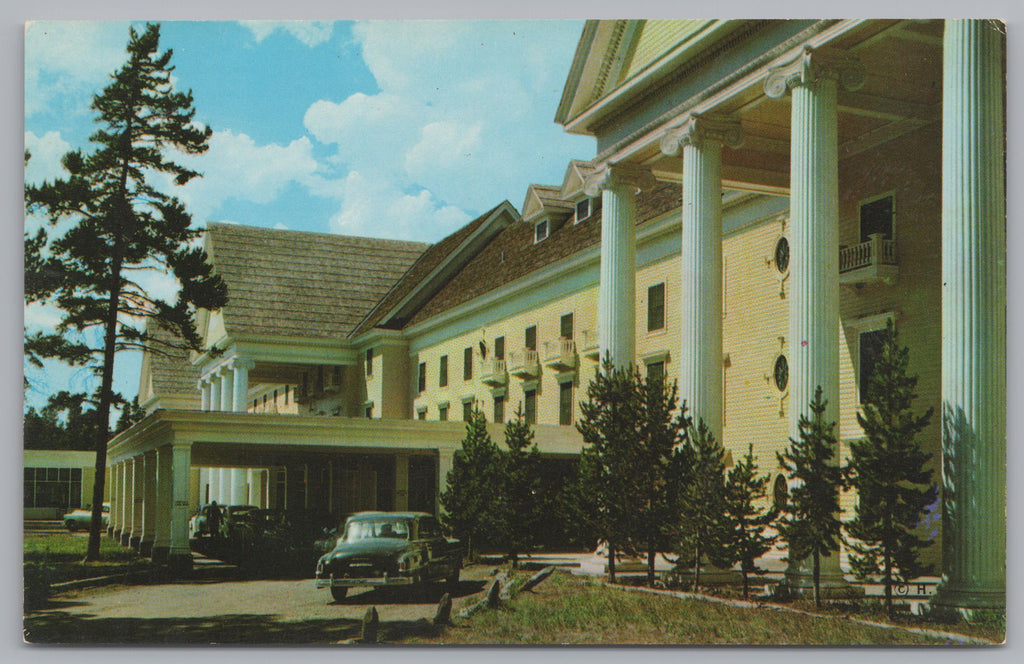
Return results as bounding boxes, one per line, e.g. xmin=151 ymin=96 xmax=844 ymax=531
xmin=205 ymin=223 xmax=428 ymax=340
xmin=349 ymin=202 xmax=516 ymax=337
xmin=407 ymin=181 xmax=681 ymax=327
xmin=141 ymin=321 xmax=200 ymax=399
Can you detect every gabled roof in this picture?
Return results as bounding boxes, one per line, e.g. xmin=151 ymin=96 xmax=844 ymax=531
xmin=138 ymin=321 xmax=200 ymax=405
xmin=350 ymin=202 xmax=520 ymax=338
xmin=559 ymin=160 xmax=596 ymax=199
xmin=205 ymin=223 xmax=427 ymax=341
xmin=521 ymin=184 xmax=574 ymax=223
xmin=406 ymin=180 xmax=681 ymax=328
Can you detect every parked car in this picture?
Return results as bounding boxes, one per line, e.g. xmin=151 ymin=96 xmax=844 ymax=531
xmin=63 ymin=504 xmax=109 ymax=532
xmin=315 ymin=511 xmax=463 ymax=602
xmin=188 ymin=503 xmax=259 ymax=538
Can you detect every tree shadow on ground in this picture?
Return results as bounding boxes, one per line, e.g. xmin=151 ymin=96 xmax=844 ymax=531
xmin=23 ymin=611 xmax=445 ymax=645
xmin=335 ymin=580 xmax=486 ymax=606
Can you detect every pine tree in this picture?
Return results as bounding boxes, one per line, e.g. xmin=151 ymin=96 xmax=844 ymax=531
xmin=575 ymin=358 xmax=645 ymax=583
xmin=636 ymin=376 xmax=689 ymax=585
xmin=722 ymin=444 xmax=777 ymax=599
xmin=675 ymin=418 xmax=728 ymax=591
xmin=494 ymin=407 xmax=542 ymax=568
xmin=777 ymin=386 xmax=843 ymax=607
xmin=845 ymin=320 xmax=935 ymax=619
xmin=439 ymin=408 xmax=502 ymax=558
xmin=24 ymin=24 xmax=227 ymax=561
xmin=114 ymin=395 xmax=146 ymax=434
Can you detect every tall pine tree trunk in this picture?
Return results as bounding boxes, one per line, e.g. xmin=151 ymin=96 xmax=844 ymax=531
xmin=742 ymin=562 xmax=750 ymax=600
xmin=884 ymin=550 xmax=893 ymax=620
xmin=608 ymin=541 xmax=617 ymax=583
xmin=648 ymin=545 xmax=656 ymax=586
xmin=693 ymin=540 xmax=702 ymax=591
xmin=85 ymin=257 xmax=123 ymax=562
xmin=812 ymin=550 xmax=821 ymax=608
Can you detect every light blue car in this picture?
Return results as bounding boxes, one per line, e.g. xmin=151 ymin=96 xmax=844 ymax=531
xmin=63 ymin=504 xmax=109 ymax=532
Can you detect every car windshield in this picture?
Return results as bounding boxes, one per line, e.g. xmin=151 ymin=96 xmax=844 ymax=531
xmin=343 ymin=518 xmax=411 ymax=542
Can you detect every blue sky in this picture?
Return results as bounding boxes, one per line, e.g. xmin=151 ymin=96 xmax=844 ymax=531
xmin=24 ymin=19 xmax=594 ymax=412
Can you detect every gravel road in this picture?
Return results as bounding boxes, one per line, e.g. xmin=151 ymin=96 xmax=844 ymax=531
xmin=24 ymin=558 xmax=495 ymax=645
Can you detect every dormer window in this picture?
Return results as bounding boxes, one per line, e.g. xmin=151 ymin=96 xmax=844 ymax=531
xmin=575 ymin=198 xmax=591 ymax=223
xmin=534 ymin=219 xmax=549 ymax=243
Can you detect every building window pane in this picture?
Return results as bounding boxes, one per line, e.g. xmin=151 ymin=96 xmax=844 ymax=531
xmin=860 ymin=195 xmax=894 ymax=241
xmin=773 ymin=355 xmax=789 ymax=391
xmin=859 ymin=328 xmax=889 ymax=401
xmin=524 ymin=390 xmax=537 ymax=425
xmin=559 ymin=382 xmax=573 ymax=425
xmin=439 ymin=405 xmax=448 ymax=422
xmin=463 ymin=347 xmax=473 ymax=380
xmin=575 ymin=198 xmax=591 ymax=222
xmin=648 ymin=283 xmax=665 ymax=331
xmin=365 ymin=348 xmax=373 ymax=376
xmin=418 ymin=362 xmax=427 ymax=393
xmin=439 ymin=355 xmax=448 ymax=387
xmin=494 ymin=336 xmax=505 ymax=361
xmin=365 ymin=405 xmax=373 ymax=419
xmin=285 ymin=385 xmax=290 ymax=404
xmin=525 ymin=326 xmax=537 ymax=351
xmin=560 ymin=313 xmax=574 ymax=340
xmin=494 ymin=395 xmax=505 ymax=424
xmin=418 ymin=409 xmax=427 ymax=421
xmin=463 ymin=401 xmax=473 ymax=422
xmin=647 ymin=361 xmax=664 ymax=385
xmin=535 ymin=220 xmax=548 ymax=243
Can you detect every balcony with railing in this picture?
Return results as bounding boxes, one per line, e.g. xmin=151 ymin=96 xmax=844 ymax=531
xmin=480 ymin=358 xmax=508 ymax=387
xmin=543 ymin=338 xmax=577 ymax=371
xmin=507 ymin=348 xmax=540 ymax=379
xmin=577 ymin=329 xmax=600 ymax=360
xmin=839 ymin=233 xmax=898 ymax=286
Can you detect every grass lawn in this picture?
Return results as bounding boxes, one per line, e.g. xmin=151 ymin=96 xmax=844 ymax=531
xmin=401 ymin=571 xmax=988 ymax=645
xmin=24 ymin=533 xmax=153 ymax=585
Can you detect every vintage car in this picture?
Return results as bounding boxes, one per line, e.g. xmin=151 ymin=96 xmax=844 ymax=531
xmin=188 ymin=503 xmax=259 ymax=538
xmin=63 ymin=503 xmax=109 ymax=531
xmin=315 ymin=511 xmax=463 ymax=602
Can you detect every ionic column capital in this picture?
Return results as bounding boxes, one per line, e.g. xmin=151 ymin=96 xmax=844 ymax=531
xmin=764 ymin=46 xmax=866 ymax=99
xmin=660 ymin=114 xmax=744 ymax=156
xmin=583 ymin=162 xmax=657 ymax=197
xmin=232 ymin=358 xmax=255 ymax=372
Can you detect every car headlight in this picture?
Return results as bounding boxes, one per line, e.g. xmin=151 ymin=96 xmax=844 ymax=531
xmin=397 ymin=553 xmax=420 ymax=572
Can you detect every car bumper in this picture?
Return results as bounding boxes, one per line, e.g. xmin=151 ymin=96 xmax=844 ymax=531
xmin=315 ymin=573 xmax=416 ymax=589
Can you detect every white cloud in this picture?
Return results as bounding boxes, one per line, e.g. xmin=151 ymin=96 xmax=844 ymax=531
xmin=239 ymin=21 xmax=334 ymax=47
xmin=24 ymin=131 xmax=72 ymax=185
xmin=167 ymin=130 xmax=320 ymax=222
xmin=24 ymin=301 xmax=64 ymax=332
xmin=302 ymin=20 xmax=594 ymax=224
xmin=273 ymin=223 xmax=290 ymax=230
xmin=329 ymin=171 xmax=471 ymax=242
xmin=25 ymin=21 xmax=131 ymax=117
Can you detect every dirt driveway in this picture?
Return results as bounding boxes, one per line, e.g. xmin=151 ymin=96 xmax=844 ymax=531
xmin=24 ymin=559 xmax=494 ymax=645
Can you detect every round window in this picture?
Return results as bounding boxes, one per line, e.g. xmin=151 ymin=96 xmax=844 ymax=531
xmin=773 ymin=474 xmax=789 ymax=511
xmin=774 ymin=236 xmax=790 ymax=273
xmin=773 ymin=354 xmax=789 ymax=391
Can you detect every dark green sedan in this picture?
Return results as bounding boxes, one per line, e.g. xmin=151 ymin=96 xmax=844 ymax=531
xmin=315 ymin=511 xmax=463 ymax=603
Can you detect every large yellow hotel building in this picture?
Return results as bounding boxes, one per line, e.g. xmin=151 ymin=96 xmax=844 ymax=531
xmin=108 ymin=20 xmax=1004 ymax=612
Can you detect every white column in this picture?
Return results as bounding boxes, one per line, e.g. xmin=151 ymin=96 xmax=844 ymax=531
xmin=437 ymin=450 xmax=456 ymax=516
xmin=129 ymin=456 xmax=145 ymax=549
xmin=118 ymin=462 xmax=130 ymax=544
xmin=584 ymin=162 xmax=657 ymax=368
xmin=766 ymin=46 xmax=864 ymax=591
xmin=661 ymin=115 xmax=743 ymax=440
xmin=933 ymin=19 xmax=1006 ymax=613
xmin=218 ymin=468 xmax=231 ymax=504
xmin=199 ymin=468 xmax=210 ymax=504
xmin=230 ymin=468 xmax=247 ymax=505
xmin=208 ymin=467 xmax=221 ymax=505
xmin=107 ymin=462 xmax=119 ymax=537
xmin=248 ymin=469 xmax=264 ymax=508
xmin=209 ymin=375 xmax=222 ymax=413
xmin=219 ymin=366 xmax=234 ymax=412
xmin=167 ymin=441 xmax=193 ymax=573
xmin=232 ymin=359 xmax=254 ymax=412
xmin=199 ymin=378 xmax=212 ymax=411
xmin=153 ymin=446 xmax=172 ymax=564
xmin=141 ymin=450 xmax=157 ymax=555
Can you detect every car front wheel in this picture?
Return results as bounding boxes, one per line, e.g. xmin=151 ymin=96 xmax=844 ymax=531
xmin=330 ymin=587 xmax=348 ymax=603
xmin=65 ymin=521 xmax=77 ymax=532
